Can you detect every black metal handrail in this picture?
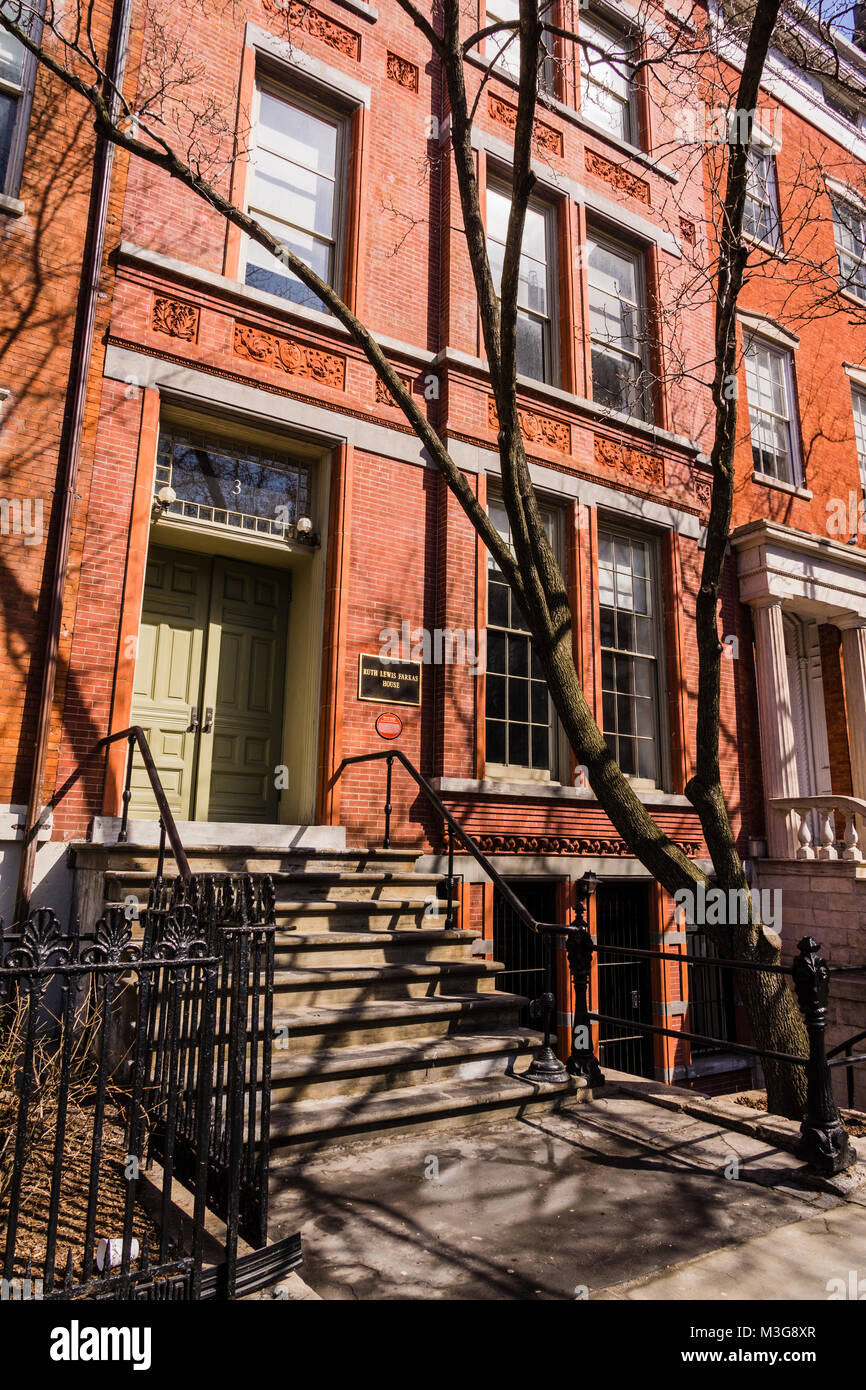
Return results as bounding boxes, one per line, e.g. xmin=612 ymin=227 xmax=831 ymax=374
xmin=334 ymin=750 xmax=866 ymax=1177
xmin=334 ymin=749 xmax=579 ymax=940
xmin=19 ymin=725 xmax=191 ymax=894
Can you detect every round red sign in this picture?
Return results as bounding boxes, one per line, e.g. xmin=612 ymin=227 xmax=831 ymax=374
xmin=375 ymin=712 xmax=403 ymax=740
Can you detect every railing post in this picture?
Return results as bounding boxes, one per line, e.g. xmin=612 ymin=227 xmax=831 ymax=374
xmin=565 ymin=872 xmax=605 ymax=1087
xmin=524 ymin=930 xmax=568 ymax=1084
xmin=117 ymin=733 xmax=135 ymax=843
xmin=791 ymin=936 xmax=856 ymax=1175
xmin=383 ymin=753 xmax=393 ymax=849
xmin=444 ymin=823 xmax=455 ymax=928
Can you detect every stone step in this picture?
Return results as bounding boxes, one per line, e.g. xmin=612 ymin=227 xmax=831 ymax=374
xmin=103 ymin=868 xmax=443 ymax=904
xmin=272 ymin=899 xmax=450 ymax=931
xmin=269 ymin=1031 xmax=541 ymax=1101
xmin=74 ymin=842 xmax=421 ymax=877
xmin=273 ymin=928 xmax=479 ymax=968
xmin=267 ymin=1073 xmax=587 ymax=1154
xmin=270 ymin=960 xmax=503 ymax=1008
xmin=271 ymin=992 xmax=527 ymax=1051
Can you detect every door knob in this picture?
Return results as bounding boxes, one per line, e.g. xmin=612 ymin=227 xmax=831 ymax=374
xmin=188 ymin=705 xmax=199 ymax=732
xmin=203 ymin=707 xmax=214 ymax=734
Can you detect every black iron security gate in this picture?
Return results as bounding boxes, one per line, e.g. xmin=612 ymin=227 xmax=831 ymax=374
xmin=595 ymin=883 xmax=654 ymax=1077
xmin=493 ymin=881 xmax=558 ymax=1026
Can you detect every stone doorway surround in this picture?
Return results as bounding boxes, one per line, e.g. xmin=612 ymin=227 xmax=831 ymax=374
xmin=732 ymin=521 xmax=866 ymax=858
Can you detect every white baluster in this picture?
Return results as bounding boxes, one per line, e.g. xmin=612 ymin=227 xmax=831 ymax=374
xmin=843 ymin=813 xmax=863 ymax=863
xmin=817 ymin=810 xmax=838 ymax=861
xmin=796 ymin=809 xmax=815 ymax=860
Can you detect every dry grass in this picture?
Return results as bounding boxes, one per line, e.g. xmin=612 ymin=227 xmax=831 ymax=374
xmin=0 ymin=995 xmax=157 ymax=1285
xmin=733 ymin=1090 xmax=866 ymax=1137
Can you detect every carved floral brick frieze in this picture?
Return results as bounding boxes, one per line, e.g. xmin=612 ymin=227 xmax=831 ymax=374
xmin=387 ymin=52 xmax=419 ymax=92
xmin=488 ymin=94 xmax=563 ymax=157
xmin=689 ymin=472 xmax=713 ymax=510
xmin=488 ymin=397 xmax=570 ymax=453
xmin=376 ymin=372 xmax=412 ymax=406
xmin=594 ymin=435 xmax=664 ymax=487
xmin=233 ymin=320 xmax=346 ymax=390
xmin=261 ymin=0 xmax=360 ymax=60
xmin=151 ymin=295 xmax=200 ymax=342
xmin=474 ymin=833 xmax=701 ymax=856
xmin=679 ymin=215 xmax=697 ymax=245
xmin=584 ymin=150 xmax=650 ymax=206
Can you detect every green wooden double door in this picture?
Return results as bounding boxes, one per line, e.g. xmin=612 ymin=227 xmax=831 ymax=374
xmin=130 ymin=547 xmax=289 ymax=823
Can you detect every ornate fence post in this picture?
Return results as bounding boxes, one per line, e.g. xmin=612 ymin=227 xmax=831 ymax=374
xmin=524 ymin=930 xmax=568 ymax=1084
xmin=792 ymin=936 xmax=856 ymax=1175
xmin=565 ymin=872 xmax=604 ymax=1088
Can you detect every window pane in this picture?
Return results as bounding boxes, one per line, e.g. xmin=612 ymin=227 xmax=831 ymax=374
xmin=0 ymin=90 xmax=17 ymax=188
xmin=516 ymin=313 xmax=544 ymax=381
xmin=252 ymin=148 xmax=335 ymax=238
xmin=744 ymin=337 xmax=795 ymax=484
xmin=258 ymin=92 xmax=337 ymax=175
xmin=0 ymin=3 xmax=26 ymax=88
xmin=245 ymin=223 xmax=331 ymax=310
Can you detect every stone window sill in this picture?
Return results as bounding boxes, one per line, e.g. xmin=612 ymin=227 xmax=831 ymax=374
xmin=751 ymin=470 xmax=812 ymax=500
xmin=0 ymin=193 xmax=24 ymax=217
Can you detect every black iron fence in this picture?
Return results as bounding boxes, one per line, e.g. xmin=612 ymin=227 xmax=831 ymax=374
xmin=0 ymin=873 xmax=278 ymax=1300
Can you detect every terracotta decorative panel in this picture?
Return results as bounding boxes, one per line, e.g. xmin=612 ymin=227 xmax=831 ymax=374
xmin=386 ymin=52 xmax=419 ymax=92
xmin=594 ymin=435 xmax=664 ymax=486
xmin=488 ymin=397 xmax=570 ymax=452
xmin=488 ymin=94 xmax=563 ymax=156
xmin=679 ymin=215 xmax=697 ymax=245
xmin=584 ymin=150 xmax=650 ymax=206
xmin=151 ymin=295 xmax=199 ymax=342
xmin=262 ymin=0 xmax=360 ymax=60
xmin=233 ymin=320 xmax=346 ymax=389
xmin=376 ymin=372 xmax=412 ymax=405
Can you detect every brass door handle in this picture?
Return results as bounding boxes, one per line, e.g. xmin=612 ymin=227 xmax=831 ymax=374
xmin=188 ymin=705 xmax=199 ymax=733
xmin=202 ymin=707 xmax=214 ymax=734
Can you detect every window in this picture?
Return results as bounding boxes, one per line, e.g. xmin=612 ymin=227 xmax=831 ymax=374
xmin=599 ymin=530 xmax=662 ymax=784
xmin=486 ymin=496 xmax=558 ymax=775
xmin=154 ymin=428 xmax=311 ymax=538
xmin=822 ymin=83 xmax=861 ymax=127
xmin=487 ymin=181 xmax=556 ymax=384
xmin=486 ymin=1 xmax=554 ymax=91
xmin=0 ymin=0 xmax=38 ymax=197
xmin=579 ymin=14 xmax=636 ymax=144
xmin=853 ymin=388 xmax=866 ymax=492
xmin=743 ymin=337 xmax=800 ymax=484
xmin=586 ymin=232 xmax=650 ymax=421
xmin=245 ymin=86 xmax=345 ymax=311
xmin=743 ymin=147 xmax=781 ymax=249
xmin=831 ymin=196 xmax=866 ymax=304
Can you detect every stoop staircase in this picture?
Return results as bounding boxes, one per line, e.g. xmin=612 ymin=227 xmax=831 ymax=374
xmin=71 ymin=836 xmax=588 ymax=1160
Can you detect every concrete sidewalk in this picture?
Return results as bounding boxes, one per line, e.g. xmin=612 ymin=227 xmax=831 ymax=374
xmin=268 ymin=1093 xmax=866 ymax=1300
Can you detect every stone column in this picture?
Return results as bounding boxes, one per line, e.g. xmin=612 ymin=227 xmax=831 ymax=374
xmin=752 ymin=599 xmax=799 ymax=858
xmin=840 ymin=620 xmax=866 ymax=801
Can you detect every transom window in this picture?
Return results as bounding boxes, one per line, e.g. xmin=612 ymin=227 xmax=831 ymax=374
xmin=743 ymin=337 xmax=800 ymax=484
xmin=743 ymin=147 xmax=781 ymax=249
xmin=487 ymin=182 xmax=556 ymax=384
xmin=587 ymin=232 xmax=650 ymax=421
xmin=486 ymin=496 xmax=558 ymax=775
xmin=155 ymin=429 xmax=311 ymax=538
xmin=245 ymin=86 xmax=344 ymax=311
xmin=831 ymin=196 xmax=866 ymax=304
xmin=599 ymin=530 xmax=662 ymax=785
xmin=579 ymin=14 xmax=636 ymax=144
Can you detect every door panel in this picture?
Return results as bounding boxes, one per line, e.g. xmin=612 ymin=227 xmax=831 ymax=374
xmin=197 ymin=557 xmax=289 ymax=823
xmin=130 ymin=549 xmax=210 ymax=819
xmin=131 ymin=548 xmax=289 ymax=824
